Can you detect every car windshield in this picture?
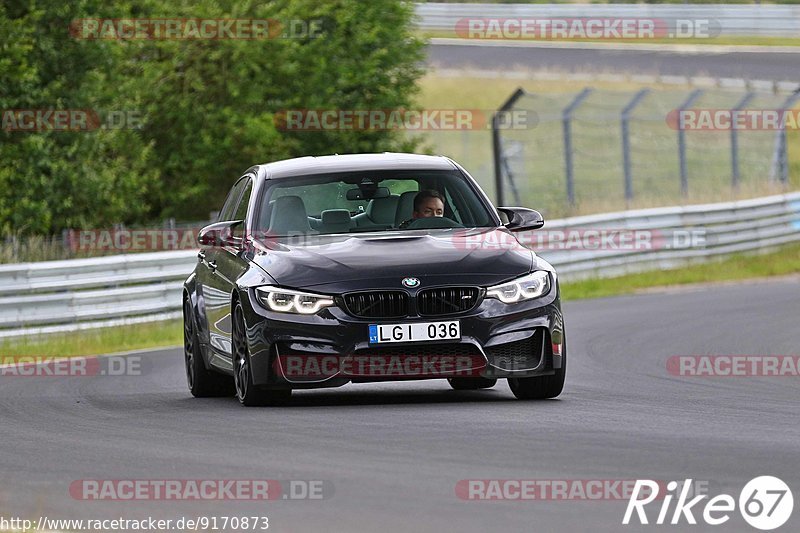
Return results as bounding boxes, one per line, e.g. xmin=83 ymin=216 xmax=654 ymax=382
xmin=255 ymin=170 xmax=496 ymax=236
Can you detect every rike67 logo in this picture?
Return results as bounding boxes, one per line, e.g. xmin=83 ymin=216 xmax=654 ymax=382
xmin=624 ymin=477 xmax=794 ymax=530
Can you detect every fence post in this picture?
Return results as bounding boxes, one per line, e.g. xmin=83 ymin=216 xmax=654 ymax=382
xmin=492 ymin=88 xmax=526 ymax=207
xmin=769 ymin=90 xmax=800 ymax=185
xmin=677 ymin=89 xmax=704 ymax=197
xmin=61 ymin=228 xmax=73 ymax=259
xmin=730 ymin=92 xmax=755 ymax=190
xmin=620 ymin=89 xmax=650 ymax=206
xmin=562 ymin=88 xmax=592 ymax=207
xmin=499 ymin=141 xmax=524 ymax=206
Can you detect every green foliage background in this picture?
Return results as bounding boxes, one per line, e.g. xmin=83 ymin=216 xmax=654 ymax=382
xmin=0 ymin=0 xmax=425 ymax=233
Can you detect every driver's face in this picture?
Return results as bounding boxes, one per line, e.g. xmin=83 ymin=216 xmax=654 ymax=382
xmin=414 ymin=197 xmax=444 ymax=218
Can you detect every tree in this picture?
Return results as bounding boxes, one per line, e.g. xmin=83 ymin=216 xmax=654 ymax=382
xmin=0 ymin=0 xmax=426 ymax=233
xmin=0 ymin=0 xmax=158 ymax=234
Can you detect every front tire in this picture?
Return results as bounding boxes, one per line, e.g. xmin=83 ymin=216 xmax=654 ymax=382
xmin=507 ymin=335 xmax=566 ymax=400
xmin=232 ymin=303 xmax=291 ymax=407
xmin=183 ymin=299 xmax=234 ymax=397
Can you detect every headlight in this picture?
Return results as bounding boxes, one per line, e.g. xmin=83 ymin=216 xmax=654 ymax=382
xmin=486 ymin=271 xmax=550 ymax=304
xmin=256 ymin=286 xmax=335 ymax=314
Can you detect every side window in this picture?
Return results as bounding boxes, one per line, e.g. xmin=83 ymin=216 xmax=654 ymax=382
xmin=232 ymin=179 xmax=253 ymax=239
xmin=217 ymin=178 xmax=247 ymax=222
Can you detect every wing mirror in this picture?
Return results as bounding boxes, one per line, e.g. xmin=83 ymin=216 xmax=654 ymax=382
xmin=497 ymin=207 xmax=545 ymax=232
xmin=198 ymin=220 xmax=242 ymax=247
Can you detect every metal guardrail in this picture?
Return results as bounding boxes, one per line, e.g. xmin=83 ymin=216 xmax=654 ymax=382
xmin=1 ymin=192 xmax=798 ymax=338
xmin=0 ymin=251 xmax=197 ymax=338
xmin=416 ymin=3 xmax=800 ymax=37
xmin=536 ymin=191 xmax=800 ymax=279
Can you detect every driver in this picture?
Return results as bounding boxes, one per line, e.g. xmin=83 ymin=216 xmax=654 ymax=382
xmin=399 ymin=189 xmax=444 ymax=229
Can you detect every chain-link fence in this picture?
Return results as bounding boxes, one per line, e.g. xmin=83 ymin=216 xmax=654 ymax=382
xmin=428 ymin=86 xmax=800 ymax=218
xmin=0 ymin=218 xmax=212 ymax=264
xmin=501 ymin=86 xmax=800 ymax=216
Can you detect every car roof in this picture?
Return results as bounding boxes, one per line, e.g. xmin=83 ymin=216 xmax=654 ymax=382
xmin=258 ymin=153 xmax=457 ymax=180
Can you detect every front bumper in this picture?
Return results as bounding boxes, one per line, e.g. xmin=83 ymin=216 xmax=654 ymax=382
xmin=241 ymin=286 xmax=564 ymax=387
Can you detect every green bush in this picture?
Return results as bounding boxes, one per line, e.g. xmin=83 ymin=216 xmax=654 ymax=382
xmin=0 ymin=0 xmax=425 ymax=233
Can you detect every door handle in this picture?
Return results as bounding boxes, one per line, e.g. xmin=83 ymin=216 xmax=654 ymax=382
xmin=208 ymin=260 xmax=217 ymax=272
xmin=197 ymin=250 xmax=206 ymax=261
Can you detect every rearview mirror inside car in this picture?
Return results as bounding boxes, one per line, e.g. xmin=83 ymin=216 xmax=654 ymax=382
xmin=346 ymin=186 xmax=390 ymax=201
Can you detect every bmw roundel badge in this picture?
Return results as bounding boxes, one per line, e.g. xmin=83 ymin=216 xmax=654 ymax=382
xmin=402 ymin=277 xmax=420 ymax=288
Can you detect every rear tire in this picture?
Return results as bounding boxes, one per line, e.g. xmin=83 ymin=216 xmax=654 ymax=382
xmin=447 ymin=377 xmax=497 ymax=390
xmin=507 ymin=335 xmax=566 ymax=400
xmin=183 ymin=299 xmax=234 ymax=398
xmin=232 ymin=303 xmax=292 ymax=407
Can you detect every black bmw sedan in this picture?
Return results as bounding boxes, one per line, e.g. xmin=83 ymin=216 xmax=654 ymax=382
xmin=183 ymin=153 xmax=566 ymax=406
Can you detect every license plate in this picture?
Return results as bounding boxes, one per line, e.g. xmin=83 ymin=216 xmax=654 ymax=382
xmin=369 ymin=321 xmax=460 ymax=344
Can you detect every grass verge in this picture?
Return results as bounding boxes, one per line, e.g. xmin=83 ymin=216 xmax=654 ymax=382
xmin=560 ymin=242 xmax=800 ymax=300
xmin=0 ymin=319 xmax=182 ymax=360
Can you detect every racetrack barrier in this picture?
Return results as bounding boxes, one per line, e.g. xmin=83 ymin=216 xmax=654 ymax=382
xmin=1 ymin=191 xmax=798 ymax=337
xmin=416 ymin=3 xmax=800 ymax=38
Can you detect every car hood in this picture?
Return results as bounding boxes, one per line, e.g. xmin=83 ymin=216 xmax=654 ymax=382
xmin=251 ymin=227 xmax=534 ymax=293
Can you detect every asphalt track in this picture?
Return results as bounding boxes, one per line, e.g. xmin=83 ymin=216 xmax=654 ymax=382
xmin=2 ymin=277 xmax=798 ymax=532
xmin=428 ymin=41 xmax=800 ymax=81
